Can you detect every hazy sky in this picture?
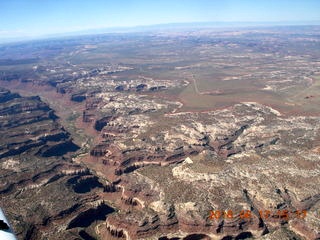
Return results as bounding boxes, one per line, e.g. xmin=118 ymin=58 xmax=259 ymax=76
xmin=1 ymin=0 xmax=320 ymax=39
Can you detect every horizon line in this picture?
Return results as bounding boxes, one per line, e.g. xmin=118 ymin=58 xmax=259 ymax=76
xmin=1 ymin=20 xmax=319 ymax=44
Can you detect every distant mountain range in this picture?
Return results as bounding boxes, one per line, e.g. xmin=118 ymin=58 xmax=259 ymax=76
xmin=1 ymin=21 xmax=320 ymax=44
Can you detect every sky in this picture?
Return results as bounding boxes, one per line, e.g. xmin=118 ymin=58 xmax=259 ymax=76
xmin=0 ymin=0 xmax=320 ymax=40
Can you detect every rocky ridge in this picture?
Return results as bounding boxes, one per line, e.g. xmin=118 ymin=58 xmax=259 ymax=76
xmin=0 ymin=88 xmax=114 ymax=240
xmin=79 ymin=96 xmax=320 ymax=239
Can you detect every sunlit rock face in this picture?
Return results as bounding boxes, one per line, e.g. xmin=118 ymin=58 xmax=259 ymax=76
xmin=97 ymin=102 xmax=319 ymax=240
xmin=0 ymin=26 xmax=320 ymax=240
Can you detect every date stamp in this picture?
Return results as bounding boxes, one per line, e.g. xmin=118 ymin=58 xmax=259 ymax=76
xmin=208 ymin=209 xmax=307 ymax=220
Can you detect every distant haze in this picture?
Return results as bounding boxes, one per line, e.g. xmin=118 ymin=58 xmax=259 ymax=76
xmin=0 ymin=0 xmax=320 ymax=42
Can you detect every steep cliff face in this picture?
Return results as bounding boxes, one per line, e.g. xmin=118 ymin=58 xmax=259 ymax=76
xmin=0 ymin=88 xmax=20 ymax=103
xmin=0 ymin=88 xmax=79 ymax=158
xmin=1 ymin=26 xmax=320 ymax=240
xmin=84 ymin=102 xmax=320 ymax=240
xmin=0 ymin=88 xmax=113 ymax=240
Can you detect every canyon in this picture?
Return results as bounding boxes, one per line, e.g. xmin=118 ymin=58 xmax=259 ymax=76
xmin=0 ymin=26 xmax=319 ymax=240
